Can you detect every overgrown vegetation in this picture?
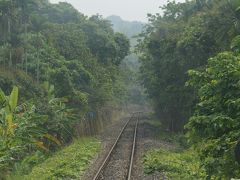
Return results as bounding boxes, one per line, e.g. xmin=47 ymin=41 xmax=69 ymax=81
xmin=3 ymin=0 xmax=240 ymax=178
xmin=139 ymin=0 xmax=240 ymax=178
xmin=186 ymin=51 xmax=240 ymax=178
xmin=138 ymin=0 xmax=240 ymax=131
xmin=0 ymin=0 xmax=132 ymax=178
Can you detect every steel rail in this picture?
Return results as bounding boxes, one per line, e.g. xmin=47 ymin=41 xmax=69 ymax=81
xmin=93 ymin=113 xmax=136 ymax=180
xmin=127 ymin=113 xmax=139 ymax=180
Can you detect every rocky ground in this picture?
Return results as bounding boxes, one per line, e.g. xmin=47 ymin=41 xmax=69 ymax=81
xmin=83 ymin=115 xmax=130 ymax=180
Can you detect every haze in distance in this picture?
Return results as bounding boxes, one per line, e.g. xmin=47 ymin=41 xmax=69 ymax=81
xmin=50 ymin=0 xmax=185 ymax=22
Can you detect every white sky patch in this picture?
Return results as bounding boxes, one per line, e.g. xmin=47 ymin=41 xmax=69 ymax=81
xmin=49 ymin=0 xmax=185 ymax=22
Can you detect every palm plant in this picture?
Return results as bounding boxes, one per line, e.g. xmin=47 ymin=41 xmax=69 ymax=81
xmin=0 ymin=86 xmax=18 ymax=136
xmin=0 ymin=86 xmax=63 ymax=176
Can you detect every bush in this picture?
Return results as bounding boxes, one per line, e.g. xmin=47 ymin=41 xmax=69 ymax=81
xmin=186 ymin=52 xmax=240 ymax=178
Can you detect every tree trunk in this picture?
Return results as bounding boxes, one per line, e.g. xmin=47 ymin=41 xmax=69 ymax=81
xmin=9 ymin=48 xmax=12 ymax=68
xmin=8 ymin=3 xmax=12 ymax=68
xmin=37 ymin=49 xmax=40 ymax=83
xmin=37 ymin=33 xmax=40 ymax=83
xmin=23 ymin=2 xmax=28 ymax=74
xmin=25 ymin=50 xmax=28 ymax=74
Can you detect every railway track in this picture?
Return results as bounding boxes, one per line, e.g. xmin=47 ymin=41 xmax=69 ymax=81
xmin=93 ymin=112 xmax=140 ymax=180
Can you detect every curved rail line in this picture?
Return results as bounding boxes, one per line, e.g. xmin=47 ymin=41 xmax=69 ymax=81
xmin=93 ymin=112 xmax=140 ymax=180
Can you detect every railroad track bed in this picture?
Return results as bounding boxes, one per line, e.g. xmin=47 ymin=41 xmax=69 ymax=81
xmin=84 ymin=112 xmax=166 ymax=180
xmin=93 ymin=113 xmax=140 ymax=180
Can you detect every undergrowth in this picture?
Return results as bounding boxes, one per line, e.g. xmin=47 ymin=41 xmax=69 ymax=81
xmin=143 ymin=119 xmax=206 ymax=179
xmin=148 ymin=119 xmax=188 ymax=148
xmin=143 ymin=149 xmax=206 ymax=179
xmin=14 ymin=138 xmax=100 ymax=180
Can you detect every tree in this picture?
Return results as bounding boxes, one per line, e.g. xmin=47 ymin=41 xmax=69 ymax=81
xmin=138 ymin=0 xmax=239 ymax=131
xmin=0 ymin=0 xmax=131 ymax=176
xmin=186 ymin=51 xmax=240 ymax=178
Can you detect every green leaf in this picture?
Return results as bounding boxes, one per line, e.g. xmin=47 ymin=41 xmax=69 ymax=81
xmin=9 ymin=86 xmax=18 ymax=112
xmin=6 ymin=114 xmax=13 ymax=135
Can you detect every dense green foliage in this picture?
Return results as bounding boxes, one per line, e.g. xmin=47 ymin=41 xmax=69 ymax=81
xmin=186 ymin=51 xmax=240 ymax=178
xmin=4 ymin=0 xmax=240 ymax=178
xmin=0 ymin=0 xmax=130 ymax=178
xmin=138 ymin=0 xmax=240 ymax=131
xmin=0 ymin=86 xmax=60 ymax=176
xmin=139 ymin=0 xmax=240 ymax=178
xmin=0 ymin=0 xmax=130 ymax=103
